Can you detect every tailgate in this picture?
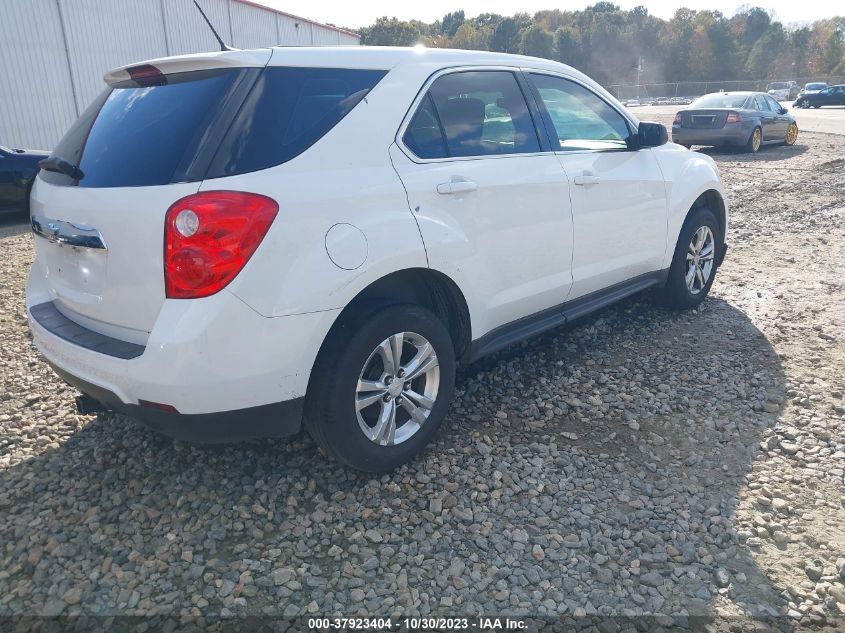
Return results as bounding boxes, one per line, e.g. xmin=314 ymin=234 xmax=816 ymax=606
xmin=31 ymin=179 xmax=200 ymax=337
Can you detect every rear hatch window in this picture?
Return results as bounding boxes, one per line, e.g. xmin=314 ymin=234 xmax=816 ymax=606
xmin=41 ymin=66 xmax=387 ymax=188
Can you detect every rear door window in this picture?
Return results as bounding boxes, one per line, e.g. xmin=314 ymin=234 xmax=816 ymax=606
xmin=207 ymin=67 xmax=387 ymax=177
xmin=415 ymin=71 xmax=540 ymax=158
xmin=403 ymin=94 xmax=448 ymax=159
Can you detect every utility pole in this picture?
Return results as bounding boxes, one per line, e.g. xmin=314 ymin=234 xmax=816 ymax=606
xmin=635 ymin=56 xmax=644 ymax=99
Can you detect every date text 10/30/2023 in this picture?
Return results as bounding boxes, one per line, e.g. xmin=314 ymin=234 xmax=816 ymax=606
xmin=307 ymin=617 xmax=528 ymax=630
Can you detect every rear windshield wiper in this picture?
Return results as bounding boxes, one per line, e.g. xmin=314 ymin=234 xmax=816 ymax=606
xmin=38 ymin=156 xmax=84 ymax=180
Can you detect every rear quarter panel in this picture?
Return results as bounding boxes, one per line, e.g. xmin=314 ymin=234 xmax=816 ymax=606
xmin=217 ymin=62 xmax=433 ymax=318
xmin=650 ymin=144 xmax=728 ymax=268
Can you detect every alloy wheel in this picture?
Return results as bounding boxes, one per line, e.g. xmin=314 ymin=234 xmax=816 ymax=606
xmin=752 ymin=128 xmax=762 ymax=151
xmin=685 ymin=226 xmax=715 ymax=295
xmin=786 ymin=123 xmax=798 ymax=145
xmin=355 ymin=332 xmax=440 ymax=446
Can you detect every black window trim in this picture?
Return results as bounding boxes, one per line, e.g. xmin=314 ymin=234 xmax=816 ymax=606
xmin=523 ymin=70 xmax=641 ymax=154
xmin=765 ymin=95 xmax=783 ymax=113
xmin=396 ymin=65 xmax=548 ymax=164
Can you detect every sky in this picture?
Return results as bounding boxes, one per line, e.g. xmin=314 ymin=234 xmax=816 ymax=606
xmin=256 ymin=0 xmax=837 ymax=30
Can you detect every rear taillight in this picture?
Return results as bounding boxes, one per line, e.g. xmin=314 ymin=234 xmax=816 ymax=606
xmin=725 ymin=112 xmax=742 ymax=124
xmin=164 ymin=191 xmax=278 ymax=299
xmin=673 ymin=112 xmax=682 ymax=124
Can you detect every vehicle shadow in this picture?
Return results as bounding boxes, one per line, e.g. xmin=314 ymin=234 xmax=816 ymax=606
xmin=452 ymin=293 xmax=792 ymax=628
xmin=698 ymin=143 xmax=808 ymax=163
xmin=0 ymin=213 xmax=29 ymax=238
xmin=0 ymin=294 xmax=791 ymax=629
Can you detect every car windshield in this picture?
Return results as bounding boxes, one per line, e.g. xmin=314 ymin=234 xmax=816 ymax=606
xmin=691 ymin=94 xmax=748 ymax=108
xmin=805 ymin=83 xmax=826 ymax=90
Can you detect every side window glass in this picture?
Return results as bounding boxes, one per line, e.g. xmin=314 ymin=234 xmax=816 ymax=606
xmin=528 ymin=73 xmax=631 ymax=151
xmin=766 ymin=96 xmax=781 ymax=112
xmin=403 ymin=93 xmax=448 ymax=159
xmin=754 ymin=95 xmax=769 ymax=111
xmin=426 ymin=71 xmax=540 ymax=157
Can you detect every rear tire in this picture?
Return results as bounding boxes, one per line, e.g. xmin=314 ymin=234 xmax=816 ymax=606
xmin=305 ymin=304 xmax=456 ymax=472
xmin=659 ymin=207 xmax=720 ymax=310
xmin=745 ymin=127 xmax=762 ymax=153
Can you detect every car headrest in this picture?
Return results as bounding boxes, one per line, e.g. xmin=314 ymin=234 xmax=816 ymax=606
xmin=438 ymin=97 xmax=485 ymax=156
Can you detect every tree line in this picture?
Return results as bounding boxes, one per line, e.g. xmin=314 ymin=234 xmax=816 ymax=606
xmin=356 ymin=3 xmax=845 ymax=85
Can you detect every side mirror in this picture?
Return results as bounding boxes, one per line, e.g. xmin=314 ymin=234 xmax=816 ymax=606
xmin=637 ymin=121 xmax=668 ymax=148
xmin=779 ymin=106 xmax=789 ymax=114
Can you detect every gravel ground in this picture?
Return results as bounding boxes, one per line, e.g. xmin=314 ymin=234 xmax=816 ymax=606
xmin=1 ymin=130 xmax=844 ymax=631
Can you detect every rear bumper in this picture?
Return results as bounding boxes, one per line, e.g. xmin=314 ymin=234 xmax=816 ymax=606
xmin=672 ymin=124 xmax=751 ymax=147
xmin=26 ymin=265 xmax=340 ymax=439
xmin=49 ymin=360 xmax=304 ymax=442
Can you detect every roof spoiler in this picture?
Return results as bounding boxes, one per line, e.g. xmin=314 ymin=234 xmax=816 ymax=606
xmin=103 ymin=49 xmax=272 ymax=86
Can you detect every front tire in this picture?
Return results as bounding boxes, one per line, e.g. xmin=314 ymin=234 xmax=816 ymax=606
xmin=659 ymin=207 xmax=720 ymax=310
xmin=305 ymin=304 xmax=456 ymax=472
xmin=785 ymin=122 xmax=798 ymax=146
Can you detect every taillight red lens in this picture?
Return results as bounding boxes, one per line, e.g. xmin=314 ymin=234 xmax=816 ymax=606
xmin=164 ymin=191 xmax=278 ymax=299
xmin=725 ymin=112 xmax=742 ymax=124
xmin=126 ymin=64 xmax=166 ymax=86
xmin=673 ymin=112 xmax=682 ymax=124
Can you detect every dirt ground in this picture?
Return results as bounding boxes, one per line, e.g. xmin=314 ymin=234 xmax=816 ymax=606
xmin=0 ymin=124 xmax=843 ymax=630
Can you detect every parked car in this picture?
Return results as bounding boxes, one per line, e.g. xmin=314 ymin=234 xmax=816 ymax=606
xmin=654 ymin=97 xmax=670 ymax=105
xmin=793 ymin=84 xmax=845 ymax=109
xmin=0 ymin=144 xmax=49 ymax=217
xmin=797 ymin=82 xmax=827 ymax=101
xmin=766 ymin=81 xmax=798 ymax=101
xmin=672 ymin=91 xmax=798 ymax=153
xmin=27 ymin=47 xmax=729 ymax=471
xmin=625 ymin=99 xmax=642 ymax=107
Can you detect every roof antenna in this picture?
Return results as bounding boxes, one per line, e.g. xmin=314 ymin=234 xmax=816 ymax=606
xmin=192 ymin=0 xmax=237 ymax=51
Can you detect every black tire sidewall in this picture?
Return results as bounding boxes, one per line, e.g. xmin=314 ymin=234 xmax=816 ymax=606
xmin=663 ymin=208 xmax=720 ymax=309
xmin=306 ymin=304 xmax=456 ymax=472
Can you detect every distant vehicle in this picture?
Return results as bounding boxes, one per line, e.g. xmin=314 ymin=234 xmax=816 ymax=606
xmin=0 ymin=144 xmax=49 ymax=217
xmin=798 ymin=82 xmax=827 ymax=98
xmin=625 ymin=99 xmax=642 ymax=107
xmin=672 ymin=91 xmax=798 ymax=153
xmin=794 ymin=84 xmax=845 ymax=109
xmin=655 ymin=97 xmax=670 ymax=105
xmin=669 ymin=97 xmax=686 ymax=105
xmin=766 ymin=81 xmax=798 ymax=101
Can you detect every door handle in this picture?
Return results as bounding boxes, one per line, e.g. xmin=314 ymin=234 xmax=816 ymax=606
xmin=573 ymin=174 xmax=600 ymax=186
xmin=436 ymin=179 xmax=477 ymax=195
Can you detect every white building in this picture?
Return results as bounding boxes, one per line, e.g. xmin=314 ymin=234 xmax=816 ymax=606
xmin=0 ymin=0 xmax=360 ymax=150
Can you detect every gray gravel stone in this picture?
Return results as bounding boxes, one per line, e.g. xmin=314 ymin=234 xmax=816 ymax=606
xmin=1 ymin=137 xmax=844 ymax=627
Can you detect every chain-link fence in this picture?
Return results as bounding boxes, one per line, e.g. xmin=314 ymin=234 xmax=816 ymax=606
xmin=606 ymin=76 xmax=845 ymax=99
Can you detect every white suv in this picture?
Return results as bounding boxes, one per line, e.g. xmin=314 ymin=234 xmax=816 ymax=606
xmin=27 ymin=47 xmax=728 ymax=471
